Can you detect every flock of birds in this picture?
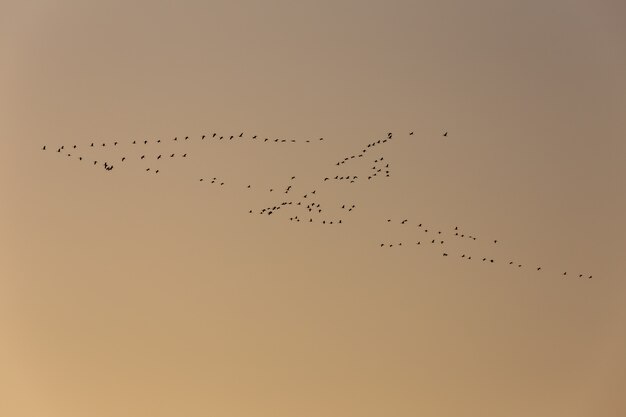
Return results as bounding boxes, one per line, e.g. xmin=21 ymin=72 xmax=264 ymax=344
xmin=43 ymin=129 xmax=594 ymax=280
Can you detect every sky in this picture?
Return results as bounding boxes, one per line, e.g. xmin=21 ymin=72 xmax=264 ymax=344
xmin=1 ymin=1 xmax=626 ymax=416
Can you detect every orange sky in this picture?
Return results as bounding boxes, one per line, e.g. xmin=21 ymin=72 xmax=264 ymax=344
xmin=1 ymin=1 xmax=626 ymax=416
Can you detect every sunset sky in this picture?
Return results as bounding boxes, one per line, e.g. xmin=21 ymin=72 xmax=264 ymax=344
xmin=1 ymin=1 xmax=626 ymax=416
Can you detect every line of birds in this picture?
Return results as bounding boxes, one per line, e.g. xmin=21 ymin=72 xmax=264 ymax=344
xmin=379 ymin=218 xmax=592 ymax=278
xmin=44 ymin=132 xmax=328 ymax=152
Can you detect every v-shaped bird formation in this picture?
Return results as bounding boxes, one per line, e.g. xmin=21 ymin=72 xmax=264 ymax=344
xmin=42 ymin=129 xmax=594 ymax=280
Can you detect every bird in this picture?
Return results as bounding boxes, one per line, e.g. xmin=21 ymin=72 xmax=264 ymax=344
xmin=42 ymin=146 xmax=46 ymax=150
xmin=443 ymin=132 xmax=448 ymax=137
xmin=409 ymin=132 xmax=414 ymax=135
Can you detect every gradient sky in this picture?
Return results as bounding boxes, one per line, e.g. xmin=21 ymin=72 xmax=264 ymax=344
xmin=1 ymin=1 xmax=626 ymax=416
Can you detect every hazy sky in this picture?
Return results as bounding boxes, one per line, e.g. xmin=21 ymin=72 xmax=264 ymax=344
xmin=1 ymin=1 xmax=626 ymax=416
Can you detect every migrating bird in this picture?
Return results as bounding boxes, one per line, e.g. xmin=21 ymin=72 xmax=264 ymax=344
xmin=443 ymin=131 xmax=448 ymax=137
